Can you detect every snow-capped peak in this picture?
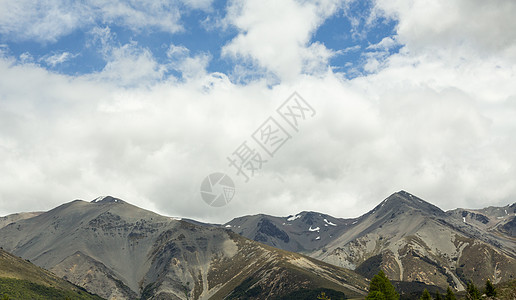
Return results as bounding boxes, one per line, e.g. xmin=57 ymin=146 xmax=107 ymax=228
xmin=91 ymin=196 xmax=124 ymax=204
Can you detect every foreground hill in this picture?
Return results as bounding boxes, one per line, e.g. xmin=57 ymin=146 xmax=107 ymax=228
xmin=0 ymin=196 xmax=368 ymax=299
xmin=225 ymin=191 xmax=516 ymax=291
xmin=0 ymin=248 xmax=103 ymax=299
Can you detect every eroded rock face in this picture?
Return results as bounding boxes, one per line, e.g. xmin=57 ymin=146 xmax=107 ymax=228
xmin=255 ymin=218 xmax=290 ymax=243
xmin=500 ymin=216 xmax=516 ymax=237
xmin=51 ymin=251 xmax=137 ymax=300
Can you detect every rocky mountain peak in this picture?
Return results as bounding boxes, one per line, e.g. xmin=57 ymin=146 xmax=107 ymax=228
xmin=390 ymin=190 xmax=425 ymax=203
xmin=373 ymin=190 xmax=444 ymax=216
xmin=90 ymin=196 xmax=125 ymax=204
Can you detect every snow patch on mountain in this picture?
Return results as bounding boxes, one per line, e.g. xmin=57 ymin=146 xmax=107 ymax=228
xmin=324 ymin=219 xmax=337 ymax=226
xmin=92 ymin=196 xmax=106 ymax=203
xmin=287 ymin=214 xmax=302 ymax=221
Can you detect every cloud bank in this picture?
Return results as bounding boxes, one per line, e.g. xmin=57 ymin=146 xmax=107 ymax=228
xmin=0 ymin=0 xmax=515 ymax=222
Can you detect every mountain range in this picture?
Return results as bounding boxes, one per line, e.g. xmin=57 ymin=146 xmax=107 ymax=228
xmin=0 ymin=191 xmax=514 ymax=299
xmin=0 ymin=196 xmax=367 ymax=299
xmin=223 ymin=191 xmax=516 ymax=291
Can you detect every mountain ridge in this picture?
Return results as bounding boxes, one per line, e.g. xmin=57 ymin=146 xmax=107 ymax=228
xmin=1 ymin=192 xmax=515 ymax=298
xmin=222 ymin=191 xmax=516 ymax=291
xmin=0 ymin=196 xmax=369 ymax=300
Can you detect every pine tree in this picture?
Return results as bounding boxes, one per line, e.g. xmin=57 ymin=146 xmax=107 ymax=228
xmin=466 ymin=281 xmax=481 ymax=299
xmin=435 ymin=290 xmax=443 ymax=300
xmin=420 ymin=288 xmax=432 ymax=300
xmin=366 ymin=270 xmax=399 ymax=300
xmin=444 ymin=287 xmax=456 ymax=300
xmin=366 ymin=291 xmax=387 ymax=300
xmin=485 ymin=279 xmax=497 ymax=298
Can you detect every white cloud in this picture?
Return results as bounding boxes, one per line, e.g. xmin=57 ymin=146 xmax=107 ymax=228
xmin=181 ymin=0 xmax=214 ymax=11
xmin=343 ymin=45 xmax=361 ymax=53
xmin=88 ymin=26 xmax=116 ymax=54
xmin=1 ymin=0 xmax=516 ymax=223
xmin=0 ymin=0 xmax=86 ymax=42
xmin=41 ymin=52 xmax=77 ymax=67
xmin=222 ymin=0 xmax=341 ymax=82
xmin=19 ymin=52 xmax=34 ymax=64
xmin=367 ymin=36 xmax=398 ymax=51
xmin=167 ymin=44 xmax=212 ymax=79
xmin=373 ymin=0 xmax=516 ymax=62
xmin=82 ymin=27 xmax=171 ymax=86
xmin=82 ymin=29 xmax=211 ymax=86
xmin=90 ymin=0 xmax=184 ymax=33
xmin=85 ymin=41 xmax=166 ymax=87
xmin=167 ymin=44 xmax=190 ymax=59
xmin=0 ymin=0 xmax=214 ymax=42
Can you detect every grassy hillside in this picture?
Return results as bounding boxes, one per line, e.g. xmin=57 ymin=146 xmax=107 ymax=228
xmin=0 ymin=248 xmax=103 ymax=299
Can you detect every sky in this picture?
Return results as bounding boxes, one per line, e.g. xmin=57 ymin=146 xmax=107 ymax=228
xmin=1 ymin=0 xmax=515 ymax=223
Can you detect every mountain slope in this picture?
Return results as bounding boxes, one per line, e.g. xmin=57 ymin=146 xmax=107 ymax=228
xmin=0 ymin=211 xmax=42 ymax=229
xmin=0 ymin=247 xmax=104 ymax=299
xmin=447 ymin=202 xmax=516 ymax=242
xmin=312 ymin=191 xmax=516 ymax=289
xmin=224 ymin=211 xmax=353 ymax=253
xmin=226 ymin=191 xmax=516 ymax=291
xmin=0 ymin=196 xmax=368 ymax=299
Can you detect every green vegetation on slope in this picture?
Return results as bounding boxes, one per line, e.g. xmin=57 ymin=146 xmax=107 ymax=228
xmin=0 ymin=248 xmax=103 ymax=300
xmin=445 ymin=287 xmax=456 ymax=300
xmin=366 ymin=270 xmax=399 ymax=300
xmin=495 ymin=279 xmax=516 ymax=300
xmin=420 ymin=289 xmax=432 ymax=300
xmin=281 ymin=288 xmax=346 ymax=300
xmin=371 ymin=266 xmax=515 ymax=300
xmin=0 ymin=277 xmax=103 ymax=300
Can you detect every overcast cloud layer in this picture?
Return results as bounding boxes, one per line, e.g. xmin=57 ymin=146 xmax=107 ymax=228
xmin=1 ymin=0 xmax=515 ymax=223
